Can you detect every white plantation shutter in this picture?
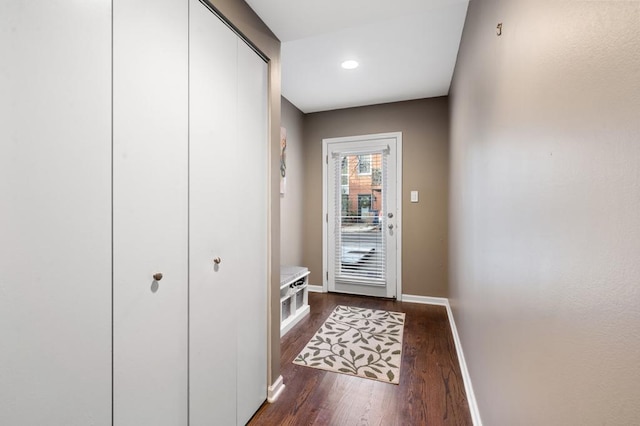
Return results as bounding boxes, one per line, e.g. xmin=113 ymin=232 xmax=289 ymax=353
xmin=332 ymin=148 xmax=389 ymax=286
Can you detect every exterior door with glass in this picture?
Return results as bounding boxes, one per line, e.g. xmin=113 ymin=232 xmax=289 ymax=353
xmin=324 ymin=133 xmax=401 ymax=298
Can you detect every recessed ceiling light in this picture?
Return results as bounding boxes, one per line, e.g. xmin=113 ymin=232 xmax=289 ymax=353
xmin=341 ymin=60 xmax=359 ymax=70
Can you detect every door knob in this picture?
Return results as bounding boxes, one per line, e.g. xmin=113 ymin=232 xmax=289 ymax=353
xmin=213 ymin=257 xmax=221 ymax=265
xmin=388 ymin=224 xmax=394 ymax=230
xmin=388 ymin=212 xmax=394 ymax=218
xmin=153 ymin=273 xmax=163 ymax=281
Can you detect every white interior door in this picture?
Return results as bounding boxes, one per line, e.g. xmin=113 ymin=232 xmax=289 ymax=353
xmin=189 ymin=2 xmax=238 ymax=424
xmin=189 ymin=1 xmax=268 ymax=425
xmin=235 ymin=36 xmax=269 ymax=426
xmin=324 ymin=134 xmax=401 ymax=298
xmin=0 ymin=2 xmax=112 ymax=424
xmin=113 ymin=0 xmax=189 ymax=424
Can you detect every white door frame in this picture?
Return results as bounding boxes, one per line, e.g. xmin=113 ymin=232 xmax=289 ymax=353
xmin=322 ymin=132 xmax=403 ymax=300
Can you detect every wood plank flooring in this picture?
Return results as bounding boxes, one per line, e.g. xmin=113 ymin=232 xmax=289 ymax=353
xmin=249 ymin=292 xmax=472 ymax=425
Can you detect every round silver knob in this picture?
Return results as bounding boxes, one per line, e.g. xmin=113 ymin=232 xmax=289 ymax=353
xmin=387 ymin=212 xmax=394 ymax=218
xmin=388 ymin=224 xmax=394 ymax=230
xmin=153 ymin=273 xmax=163 ymax=281
xmin=213 ymin=257 xmax=221 ymax=265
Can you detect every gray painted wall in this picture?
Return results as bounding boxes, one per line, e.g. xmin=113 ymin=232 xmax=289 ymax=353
xmin=280 ymin=97 xmax=305 ymax=266
xmin=303 ymin=98 xmax=450 ymax=297
xmin=450 ymin=1 xmax=640 ymax=424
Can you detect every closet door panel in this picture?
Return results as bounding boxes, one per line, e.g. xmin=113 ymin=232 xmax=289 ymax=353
xmin=0 ymin=2 xmax=112 ymax=424
xmin=188 ymin=1 xmax=238 ymax=424
xmin=235 ymin=40 xmax=269 ymax=425
xmin=113 ymin=0 xmax=188 ymax=424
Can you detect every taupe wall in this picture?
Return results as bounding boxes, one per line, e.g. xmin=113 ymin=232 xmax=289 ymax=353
xmin=450 ymin=1 xmax=640 ymax=424
xmin=206 ymin=0 xmax=282 ymax=386
xmin=303 ymin=98 xmax=449 ymax=297
xmin=280 ymin=97 xmax=305 ymax=266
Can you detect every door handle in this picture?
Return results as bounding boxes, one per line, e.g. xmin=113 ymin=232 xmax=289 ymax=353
xmin=388 ymin=224 xmax=394 ymax=230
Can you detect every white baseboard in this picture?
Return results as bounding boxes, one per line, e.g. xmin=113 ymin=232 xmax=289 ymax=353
xmin=307 ymin=285 xmax=324 ymax=293
xmin=267 ymin=375 xmax=285 ymax=403
xmin=401 ymin=294 xmax=448 ymax=306
xmin=402 ymin=294 xmax=483 ymax=426
xmin=444 ymin=302 xmax=483 ymax=426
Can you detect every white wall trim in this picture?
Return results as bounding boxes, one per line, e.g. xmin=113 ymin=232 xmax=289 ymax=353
xmin=307 ymin=284 xmax=324 ymax=293
xmin=321 ymin=140 xmax=329 ymax=293
xmin=395 ymin=134 xmax=403 ymax=300
xmin=267 ymin=375 xmax=285 ymax=403
xmin=444 ymin=302 xmax=483 ymax=426
xmin=402 ymin=294 xmax=483 ymax=426
xmin=401 ymin=294 xmax=449 ymax=306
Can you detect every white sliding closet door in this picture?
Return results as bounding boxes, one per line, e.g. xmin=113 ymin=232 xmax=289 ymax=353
xmin=113 ymin=0 xmax=189 ymax=424
xmin=189 ymin=1 xmax=268 ymax=424
xmin=189 ymin=2 xmax=239 ymax=424
xmin=0 ymin=2 xmax=112 ymax=424
xmin=236 ymin=38 xmax=269 ymax=426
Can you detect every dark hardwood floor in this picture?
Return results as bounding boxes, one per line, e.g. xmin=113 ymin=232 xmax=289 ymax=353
xmin=249 ymin=292 xmax=472 ymax=425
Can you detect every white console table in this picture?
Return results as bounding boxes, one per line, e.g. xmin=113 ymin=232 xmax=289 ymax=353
xmin=280 ymin=266 xmax=310 ymax=336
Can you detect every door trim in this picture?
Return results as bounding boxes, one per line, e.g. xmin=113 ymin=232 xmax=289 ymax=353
xmin=322 ymin=132 xmax=403 ymax=300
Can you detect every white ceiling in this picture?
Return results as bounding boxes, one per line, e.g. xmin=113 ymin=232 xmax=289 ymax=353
xmin=245 ymin=0 xmax=470 ymax=113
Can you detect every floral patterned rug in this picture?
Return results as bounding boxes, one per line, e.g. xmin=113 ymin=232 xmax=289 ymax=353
xmin=293 ymin=305 xmax=405 ymax=384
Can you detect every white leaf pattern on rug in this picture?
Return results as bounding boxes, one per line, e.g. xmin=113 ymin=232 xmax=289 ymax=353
xmin=293 ymin=305 xmax=405 ymax=384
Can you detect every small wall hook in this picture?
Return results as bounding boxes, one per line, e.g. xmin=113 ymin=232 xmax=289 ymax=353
xmin=496 ymin=23 xmax=503 ymax=36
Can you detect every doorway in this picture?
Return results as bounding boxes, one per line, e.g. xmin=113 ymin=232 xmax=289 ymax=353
xmin=322 ymin=132 xmax=402 ymax=299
